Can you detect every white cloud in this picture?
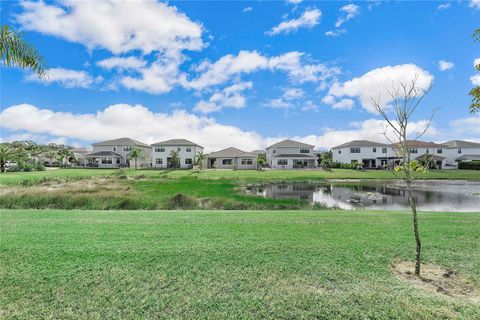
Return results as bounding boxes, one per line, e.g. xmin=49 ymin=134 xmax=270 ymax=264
xmin=470 ymin=0 xmax=480 ymax=9
xmin=325 ymin=29 xmax=346 ymax=37
xmin=193 ymin=82 xmax=252 ymax=113
xmin=286 ymin=0 xmax=303 ymax=4
xmin=263 ymin=98 xmax=294 ymax=110
xmin=335 ymin=4 xmax=360 ymax=28
xmin=16 ymin=0 xmax=204 ymax=55
xmin=326 ymin=64 xmax=434 ymax=113
xmin=283 ymin=88 xmax=305 ymax=100
xmin=97 ymin=56 xmax=147 ymax=71
xmin=332 ymin=99 xmax=354 ymax=110
xmin=26 ymin=67 xmax=101 ymax=88
xmin=243 ymin=6 xmax=253 ymax=13
xmin=471 ymin=74 xmax=480 ymax=86
xmin=2 ymin=104 xmax=476 ymax=151
xmin=300 ymin=100 xmax=320 ymax=112
xmin=266 ymin=9 xmax=321 ymax=36
xmin=438 ymin=60 xmax=454 ymax=71
xmin=437 ymin=3 xmax=451 ymax=10
xmin=474 ymin=57 xmax=480 ymax=68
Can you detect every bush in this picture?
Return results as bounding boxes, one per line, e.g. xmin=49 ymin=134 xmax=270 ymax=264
xmin=166 ymin=193 xmax=198 ymax=209
xmin=35 ymin=162 xmax=46 ymax=171
xmin=458 ymin=161 xmax=480 ymax=170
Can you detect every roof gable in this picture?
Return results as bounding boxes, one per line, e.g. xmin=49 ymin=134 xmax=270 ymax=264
xmin=442 ymin=140 xmax=480 ymax=148
xmin=332 ymin=140 xmax=389 ymax=149
xmin=151 ymin=139 xmax=202 ymax=148
xmin=92 ymin=137 xmax=150 ymax=148
xmin=207 ymin=147 xmax=246 ymax=158
xmin=267 ymin=139 xmax=314 ymax=149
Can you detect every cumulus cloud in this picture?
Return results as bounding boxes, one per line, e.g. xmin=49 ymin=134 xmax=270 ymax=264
xmin=266 ymin=8 xmax=321 ymax=36
xmin=243 ymin=6 xmax=253 ymax=13
xmin=193 ymin=82 xmax=252 ymax=113
xmin=332 ymin=99 xmax=354 ymax=110
xmin=2 ymin=103 xmax=476 ymax=151
xmin=325 ymin=64 xmax=434 ymax=113
xmin=471 ymin=74 xmax=480 ymax=86
xmin=438 ymin=60 xmax=454 ymax=71
xmin=335 ymin=4 xmax=360 ymax=28
xmin=283 ymin=88 xmax=305 ymax=100
xmin=470 ymin=0 xmax=480 ymax=9
xmin=97 ymin=56 xmax=147 ymax=71
xmin=16 ymin=0 xmax=204 ymax=55
xmin=474 ymin=57 xmax=480 ymax=68
xmin=26 ymin=67 xmax=101 ymax=88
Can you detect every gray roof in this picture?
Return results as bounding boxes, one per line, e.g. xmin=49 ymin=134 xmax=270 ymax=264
xmin=207 ymin=147 xmax=247 ymax=158
xmin=85 ymin=151 xmax=123 ymax=157
xmin=237 ymin=152 xmax=258 ymax=158
xmin=92 ymin=137 xmax=150 ymax=148
xmin=455 ymin=154 xmax=480 ymax=161
xmin=443 ymin=140 xmax=480 ymax=148
xmin=151 ymin=139 xmax=202 ymax=148
xmin=251 ymin=150 xmax=266 ymax=154
xmin=332 ymin=140 xmax=389 ymax=149
xmin=267 ymin=139 xmax=314 ymax=149
xmin=415 ymin=154 xmax=446 ymax=161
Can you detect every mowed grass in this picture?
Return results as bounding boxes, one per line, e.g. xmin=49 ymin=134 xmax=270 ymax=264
xmin=1 ymin=168 xmax=480 ymax=186
xmin=1 ymin=210 xmax=479 ymax=319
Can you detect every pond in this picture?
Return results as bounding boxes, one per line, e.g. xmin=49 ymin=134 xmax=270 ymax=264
xmin=243 ymin=180 xmax=480 ymax=212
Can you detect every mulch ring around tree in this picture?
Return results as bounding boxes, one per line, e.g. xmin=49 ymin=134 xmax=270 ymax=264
xmin=392 ymin=260 xmax=479 ymax=303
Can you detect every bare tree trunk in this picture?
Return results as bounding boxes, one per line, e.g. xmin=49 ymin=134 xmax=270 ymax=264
xmin=406 ymin=182 xmax=421 ymax=276
xmin=135 ymin=158 xmax=137 ymax=170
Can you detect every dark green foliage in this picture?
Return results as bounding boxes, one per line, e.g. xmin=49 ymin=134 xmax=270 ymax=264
xmin=458 ymin=161 xmax=480 ymax=170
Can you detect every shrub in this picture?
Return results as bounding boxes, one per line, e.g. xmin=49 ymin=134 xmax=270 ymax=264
xmin=458 ymin=161 xmax=480 ymax=170
xmin=35 ymin=162 xmax=46 ymax=171
xmin=166 ymin=193 xmax=198 ymax=209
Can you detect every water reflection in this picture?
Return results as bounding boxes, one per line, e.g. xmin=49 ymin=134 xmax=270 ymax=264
xmin=244 ymin=180 xmax=480 ymax=212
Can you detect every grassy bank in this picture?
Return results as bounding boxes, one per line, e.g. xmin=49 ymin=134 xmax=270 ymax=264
xmin=1 ymin=209 xmax=479 ymax=319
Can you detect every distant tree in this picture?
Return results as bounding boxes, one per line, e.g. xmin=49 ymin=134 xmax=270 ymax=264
xmin=169 ymin=150 xmax=181 ymax=169
xmin=469 ymin=28 xmax=480 ymax=113
xmin=0 ymin=144 xmax=13 ymax=172
xmin=128 ymin=148 xmax=145 ymax=170
xmin=57 ymin=147 xmax=72 ymax=167
xmin=370 ymin=76 xmax=434 ymax=276
xmin=195 ymin=151 xmax=206 ymax=170
xmin=46 ymin=151 xmax=57 ymax=165
xmin=0 ymin=25 xmax=46 ymax=78
xmin=256 ymin=153 xmax=267 ymax=170
xmin=317 ymin=151 xmax=333 ymax=167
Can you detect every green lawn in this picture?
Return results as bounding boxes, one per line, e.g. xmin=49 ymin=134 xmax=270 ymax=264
xmin=1 ymin=168 xmax=480 ymax=185
xmin=1 ymin=210 xmax=479 ymax=319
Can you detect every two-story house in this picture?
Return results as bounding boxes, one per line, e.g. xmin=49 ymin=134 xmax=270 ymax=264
xmin=85 ymin=137 xmax=151 ymax=168
xmin=443 ymin=140 xmax=480 ymax=169
xmin=151 ymin=139 xmax=203 ymax=169
xmin=266 ymin=139 xmax=317 ymax=169
xmin=331 ymin=140 xmax=393 ymax=168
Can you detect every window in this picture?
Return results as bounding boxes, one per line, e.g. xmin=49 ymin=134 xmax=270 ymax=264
xmin=156 ymin=158 xmax=163 ymax=165
xmin=382 ymin=148 xmax=387 ymax=154
xmin=155 ymin=146 xmax=165 ymax=152
xmin=373 ymin=147 xmax=376 ymax=153
xmin=277 ymin=159 xmax=288 ymax=166
xmin=186 ymin=147 xmax=192 ymax=152
xmin=241 ymin=158 xmax=253 ymax=165
xmin=113 ymin=146 xmax=116 ymax=152
xmin=222 ymin=159 xmax=233 ymax=165
xmin=437 ymin=148 xmax=442 ymax=154
xmin=177 ymin=147 xmax=181 ymax=152
xmin=300 ymin=148 xmax=310 ymax=154
xmin=101 ymin=157 xmax=112 ymax=164
xmin=272 ymin=149 xmax=277 ymax=154
xmin=185 ymin=158 xmax=193 ymax=165
xmin=338 ymin=150 xmax=341 ymax=154
xmin=458 ymin=148 xmax=461 ymax=154
xmin=350 ymin=147 xmax=360 ymax=153
xmin=426 ymin=149 xmax=429 ymax=154
xmin=409 ymin=148 xmax=418 ymax=154
xmin=123 ymin=145 xmax=132 ymax=152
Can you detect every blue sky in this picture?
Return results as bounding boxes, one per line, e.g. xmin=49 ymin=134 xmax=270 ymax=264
xmin=1 ymin=0 xmax=479 ymax=151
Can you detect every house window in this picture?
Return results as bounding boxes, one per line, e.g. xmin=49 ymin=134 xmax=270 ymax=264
xmin=241 ymin=158 xmax=253 ymax=165
xmin=185 ymin=158 xmax=193 ymax=165
xmin=186 ymin=147 xmax=192 ymax=152
xmin=300 ymin=148 xmax=310 ymax=154
xmin=458 ymin=148 xmax=461 ymax=154
xmin=426 ymin=149 xmax=429 ymax=154
xmin=409 ymin=148 xmax=418 ymax=154
xmin=437 ymin=148 xmax=442 ymax=154
xmin=338 ymin=150 xmax=341 ymax=154
xmin=373 ymin=147 xmax=376 ymax=153
xmin=113 ymin=146 xmax=116 ymax=152
xmin=177 ymin=147 xmax=181 ymax=152
xmin=272 ymin=149 xmax=277 ymax=154
xmin=277 ymin=159 xmax=288 ymax=166
xmin=123 ymin=145 xmax=132 ymax=152
xmin=382 ymin=148 xmax=387 ymax=154
xmin=155 ymin=146 xmax=165 ymax=152
xmin=101 ymin=157 xmax=112 ymax=164
xmin=156 ymin=158 xmax=163 ymax=165
xmin=350 ymin=147 xmax=360 ymax=153
xmin=222 ymin=159 xmax=233 ymax=165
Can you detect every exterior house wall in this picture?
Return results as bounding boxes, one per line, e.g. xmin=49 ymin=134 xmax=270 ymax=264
xmin=444 ymin=147 xmax=480 ymax=169
xmin=266 ymin=146 xmax=316 ymax=169
xmin=151 ymin=145 xmax=203 ymax=169
xmin=91 ymin=144 xmax=151 ymax=168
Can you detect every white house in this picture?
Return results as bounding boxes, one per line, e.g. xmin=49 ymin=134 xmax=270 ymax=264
xmin=151 ymin=139 xmax=203 ymax=169
xmin=331 ymin=140 xmax=393 ymax=168
xmin=266 ymin=139 xmax=317 ymax=169
xmin=85 ymin=137 xmax=152 ymax=168
xmin=207 ymin=147 xmax=258 ymax=170
xmin=443 ymin=140 xmax=480 ymax=169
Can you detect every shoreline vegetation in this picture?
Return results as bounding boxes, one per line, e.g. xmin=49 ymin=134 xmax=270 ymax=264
xmin=1 ymin=168 xmax=480 ymax=210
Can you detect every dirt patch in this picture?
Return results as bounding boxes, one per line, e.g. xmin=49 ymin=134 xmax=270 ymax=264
xmin=392 ymin=260 xmax=479 ymax=303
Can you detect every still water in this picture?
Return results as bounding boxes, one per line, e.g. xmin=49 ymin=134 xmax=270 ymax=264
xmin=244 ymin=180 xmax=480 ymax=212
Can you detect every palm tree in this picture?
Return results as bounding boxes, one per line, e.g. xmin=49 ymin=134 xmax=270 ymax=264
xmin=1 ymin=25 xmax=46 ymax=78
xmin=0 ymin=144 xmax=13 ymax=173
xmin=128 ymin=148 xmax=144 ymax=170
xmin=195 ymin=151 xmax=206 ymax=170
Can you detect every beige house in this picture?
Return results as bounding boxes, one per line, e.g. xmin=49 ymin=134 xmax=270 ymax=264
xmin=207 ymin=147 xmax=258 ymax=170
xmin=266 ymin=139 xmax=317 ymax=169
xmin=85 ymin=137 xmax=151 ymax=168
